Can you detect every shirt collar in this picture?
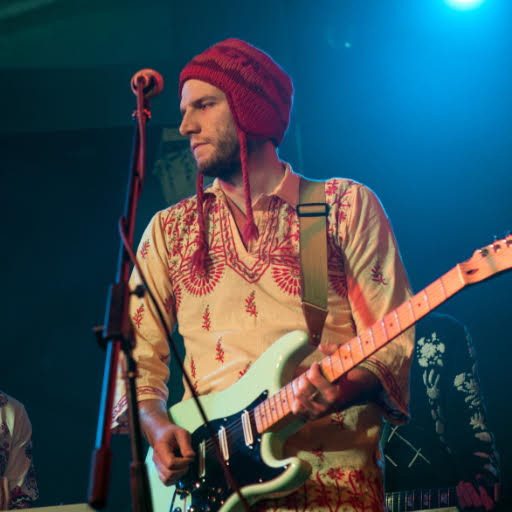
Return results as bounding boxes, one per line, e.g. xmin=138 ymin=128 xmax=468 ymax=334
xmin=207 ymin=162 xmax=301 ymax=208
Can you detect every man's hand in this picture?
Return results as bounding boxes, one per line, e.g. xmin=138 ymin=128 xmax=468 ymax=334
xmin=139 ymin=399 xmax=195 ymax=486
xmin=456 ymin=477 xmax=498 ymax=511
xmin=291 ymin=362 xmax=340 ymax=420
xmin=291 ymin=343 xmax=382 ymax=421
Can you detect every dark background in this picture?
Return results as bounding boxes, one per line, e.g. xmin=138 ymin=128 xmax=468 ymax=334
xmin=1 ymin=0 xmax=511 ymax=510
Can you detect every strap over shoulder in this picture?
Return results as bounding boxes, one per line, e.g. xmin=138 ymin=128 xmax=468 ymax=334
xmin=297 ymin=177 xmax=329 ymax=346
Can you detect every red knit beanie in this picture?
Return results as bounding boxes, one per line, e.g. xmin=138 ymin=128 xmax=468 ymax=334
xmin=179 ymin=38 xmax=294 ymax=275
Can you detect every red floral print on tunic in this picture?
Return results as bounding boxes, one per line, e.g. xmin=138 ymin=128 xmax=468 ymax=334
xmin=312 ymin=447 xmax=325 ymax=461
xmin=238 ymin=362 xmax=251 ymax=379
xmin=327 ymin=239 xmax=348 ymax=298
xmin=132 ymin=303 xmax=145 ymax=329
xmin=257 ymin=465 xmax=384 ymax=511
xmin=325 ymin=180 xmax=339 ymax=196
xmin=190 ymin=356 xmax=198 ymax=391
xmin=326 ymin=467 xmax=345 ymax=481
xmin=174 ymin=285 xmax=182 ymax=313
xmin=215 ymin=338 xmax=225 ymax=364
xmin=371 ymin=263 xmax=388 ymax=286
xmin=182 ymin=255 xmax=225 ymax=296
xmin=140 ymin=240 xmax=150 ymax=259
xmin=329 ymin=269 xmax=348 ymax=298
xmin=271 ymin=264 xmax=301 ymax=296
xmin=245 ymin=291 xmax=258 ymax=317
xmin=202 ymin=305 xmax=211 ymax=331
xmin=190 ymin=356 xmax=197 ymax=379
xmin=331 ymin=411 xmax=345 ymax=429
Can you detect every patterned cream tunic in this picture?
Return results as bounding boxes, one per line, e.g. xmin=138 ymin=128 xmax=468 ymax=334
xmin=113 ymin=166 xmax=414 ymax=512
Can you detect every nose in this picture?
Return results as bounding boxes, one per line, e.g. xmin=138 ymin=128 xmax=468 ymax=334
xmin=179 ymin=108 xmax=200 ymax=137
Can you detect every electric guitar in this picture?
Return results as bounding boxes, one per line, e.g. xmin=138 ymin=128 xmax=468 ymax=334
xmin=147 ymin=235 xmax=512 ymax=512
xmin=385 ymin=487 xmax=458 ymax=512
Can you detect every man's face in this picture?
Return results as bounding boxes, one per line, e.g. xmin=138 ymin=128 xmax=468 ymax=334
xmin=179 ymin=79 xmax=240 ymax=180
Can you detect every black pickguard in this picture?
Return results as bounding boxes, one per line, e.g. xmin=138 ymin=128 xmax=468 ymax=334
xmin=174 ymin=392 xmax=285 ymax=511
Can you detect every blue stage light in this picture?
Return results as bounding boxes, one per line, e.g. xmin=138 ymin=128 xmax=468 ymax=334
xmin=445 ymin=0 xmax=486 ymax=10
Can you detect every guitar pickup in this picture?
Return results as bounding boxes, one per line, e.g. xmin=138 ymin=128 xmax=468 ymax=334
xmin=218 ymin=425 xmax=229 ymax=461
xmin=198 ymin=439 xmax=206 ymax=478
xmin=241 ymin=410 xmax=253 ymax=446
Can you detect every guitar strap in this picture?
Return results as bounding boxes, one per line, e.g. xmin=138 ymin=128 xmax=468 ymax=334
xmin=297 ymin=177 xmax=329 ymax=347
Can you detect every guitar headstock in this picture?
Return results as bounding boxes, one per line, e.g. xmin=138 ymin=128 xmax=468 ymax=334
xmin=458 ymin=233 xmax=512 ymax=284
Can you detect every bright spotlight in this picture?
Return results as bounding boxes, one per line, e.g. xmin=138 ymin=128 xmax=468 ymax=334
xmin=445 ymin=0 xmax=486 ymax=10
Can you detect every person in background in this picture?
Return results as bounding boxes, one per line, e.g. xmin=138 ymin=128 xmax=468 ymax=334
xmin=0 ymin=391 xmax=38 ymax=509
xmin=383 ymin=312 xmax=500 ymax=511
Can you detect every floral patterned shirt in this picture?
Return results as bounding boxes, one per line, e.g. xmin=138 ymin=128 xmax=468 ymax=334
xmin=113 ymin=166 xmax=414 ymax=512
xmin=0 ymin=392 xmax=38 ymax=509
xmin=383 ymin=313 xmax=500 ymax=493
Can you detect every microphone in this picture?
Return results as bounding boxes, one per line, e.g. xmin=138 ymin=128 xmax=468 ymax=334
xmin=130 ymin=69 xmax=164 ymax=98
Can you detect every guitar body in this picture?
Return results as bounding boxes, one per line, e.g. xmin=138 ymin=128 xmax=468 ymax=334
xmin=147 ymin=330 xmax=315 ymax=512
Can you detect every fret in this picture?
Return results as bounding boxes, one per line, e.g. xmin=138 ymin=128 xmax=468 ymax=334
xmin=273 ymin=392 xmax=284 ymax=419
xmin=372 ymin=321 xmax=387 ymax=348
xmin=336 ymin=346 xmax=345 ymax=373
xmin=423 ymin=290 xmax=430 ymax=310
xmin=337 ymin=343 xmax=354 ymax=371
xmin=369 ymin=326 xmax=376 ymax=349
xmin=346 ymin=342 xmax=354 ymax=365
xmin=411 ymin=293 xmax=430 ymax=319
xmin=408 ymin=299 xmax=416 ymax=320
xmin=357 ymin=335 xmax=365 ymax=355
xmin=285 ymin=383 xmax=294 ymax=413
xmin=381 ymin=319 xmax=388 ymax=341
xmin=445 ymin=266 xmax=465 ymax=297
xmin=253 ymin=405 xmax=263 ymax=433
xmin=425 ymin=280 xmax=447 ymax=310
xmin=263 ymin=397 xmax=274 ymax=425
xmin=438 ymin=277 xmax=447 ymax=300
xmin=280 ymin=388 xmax=290 ymax=414
xmin=327 ymin=354 xmax=335 ymax=380
xmin=394 ymin=310 xmax=401 ymax=331
xmin=350 ymin=336 xmax=365 ymax=363
xmin=290 ymin=378 xmax=298 ymax=399
xmin=259 ymin=402 xmax=269 ymax=430
xmin=267 ymin=395 xmax=277 ymax=423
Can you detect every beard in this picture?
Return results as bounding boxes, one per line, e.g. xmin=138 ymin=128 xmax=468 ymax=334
xmin=195 ymin=129 xmax=241 ymax=182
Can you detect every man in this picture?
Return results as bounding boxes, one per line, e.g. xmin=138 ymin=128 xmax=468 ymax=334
xmin=384 ymin=313 xmax=500 ymax=512
xmin=113 ymin=38 xmax=414 ymax=511
xmin=0 ymin=391 xmax=38 ymax=510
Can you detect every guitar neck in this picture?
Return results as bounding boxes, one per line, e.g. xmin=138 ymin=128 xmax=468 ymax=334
xmin=385 ymin=487 xmax=457 ymax=512
xmin=253 ymin=264 xmax=467 ymax=433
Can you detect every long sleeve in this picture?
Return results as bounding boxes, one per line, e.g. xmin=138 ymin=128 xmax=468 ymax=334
xmin=435 ymin=316 xmax=500 ymax=485
xmin=112 ymin=211 xmax=177 ymax=431
xmin=384 ymin=313 xmax=500 ymax=492
xmin=338 ymin=184 xmax=414 ymax=423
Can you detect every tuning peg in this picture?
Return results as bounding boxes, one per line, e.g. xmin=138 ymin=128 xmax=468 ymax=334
xmin=505 ymin=231 xmax=512 ymax=246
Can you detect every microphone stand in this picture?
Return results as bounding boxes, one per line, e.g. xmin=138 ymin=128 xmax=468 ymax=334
xmin=88 ymin=73 xmax=158 ymax=512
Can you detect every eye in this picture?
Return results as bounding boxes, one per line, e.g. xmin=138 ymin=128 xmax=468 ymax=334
xmin=200 ymin=101 xmax=214 ymax=110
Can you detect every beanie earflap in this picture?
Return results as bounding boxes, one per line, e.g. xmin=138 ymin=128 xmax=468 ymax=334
xmin=191 ymin=173 xmax=208 ymax=276
xmin=238 ymin=130 xmax=259 ymax=245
